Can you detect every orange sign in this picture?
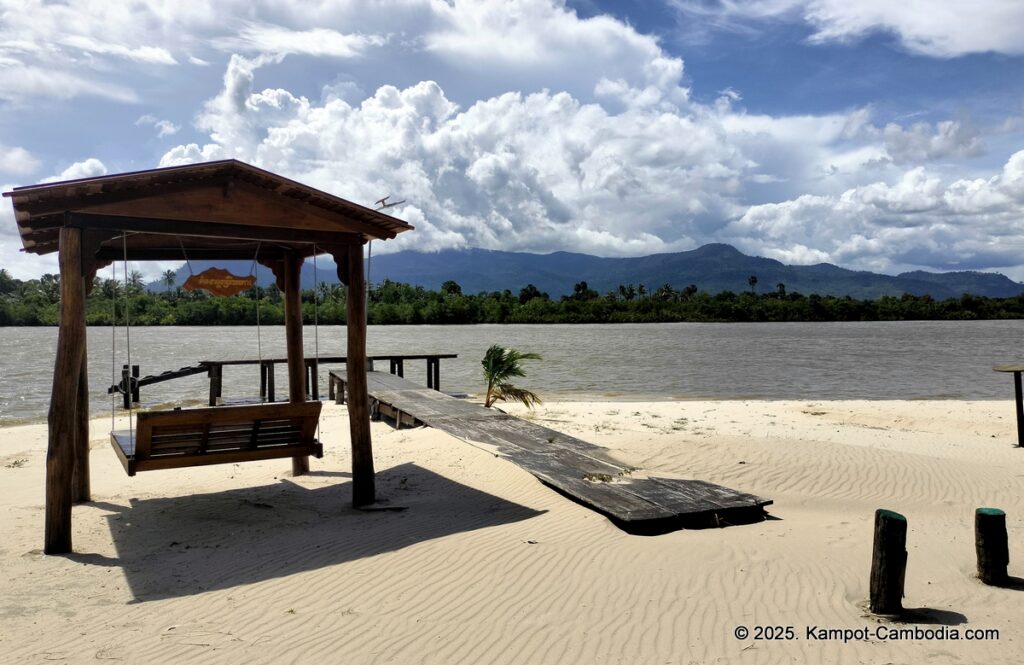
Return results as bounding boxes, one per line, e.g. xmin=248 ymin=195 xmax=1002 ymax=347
xmin=182 ymin=267 xmax=257 ymax=297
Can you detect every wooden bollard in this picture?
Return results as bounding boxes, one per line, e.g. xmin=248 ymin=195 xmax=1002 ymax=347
xmin=121 ymin=365 xmax=131 ymax=409
xmin=131 ymin=364 xmax=140 ymax=404
xmin=976 ymin=508 xmax=1009 ymax=585
xmin=869 ymin=509 xmax=908 ymax=614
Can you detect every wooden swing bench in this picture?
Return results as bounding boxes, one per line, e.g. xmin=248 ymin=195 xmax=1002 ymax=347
xmin=110 ymin=401 xmax=323 ymax=476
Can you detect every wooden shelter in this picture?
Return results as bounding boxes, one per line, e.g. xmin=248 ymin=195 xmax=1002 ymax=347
xmin=3 ymin=159 xmax=413 ymax=554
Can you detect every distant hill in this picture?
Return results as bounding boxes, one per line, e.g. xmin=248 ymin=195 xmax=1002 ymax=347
xmin=149 ymin=244 xmax=1024 ymax=300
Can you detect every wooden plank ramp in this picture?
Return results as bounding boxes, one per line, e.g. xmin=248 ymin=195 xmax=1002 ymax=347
xmin=342 ymin=371 xmax=772 ymax=534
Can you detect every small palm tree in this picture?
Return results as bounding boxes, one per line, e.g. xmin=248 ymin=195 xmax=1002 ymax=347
xmin=482 ymin=344 xmax=542 ymax=408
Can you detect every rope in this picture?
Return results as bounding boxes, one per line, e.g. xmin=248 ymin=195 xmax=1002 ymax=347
xmin=110 ymin=261 xmax=116 ymax=433
xmin=253 ymin=243 xmax=263 ymax=402
xmin=178 ymin=236 xmax=194 ymax=276
xmin=121 ymin=234 xmax=133 ymax=436
xmin=312 ymin=245 xmax=321 ymax=443
xmin=365 ymin=240 xmax=373 ymax=322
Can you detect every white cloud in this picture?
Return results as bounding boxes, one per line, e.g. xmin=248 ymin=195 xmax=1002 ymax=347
xmin=0 ymin=146 xmax=41 ymax=176
xmin=726 ymin=150 xmax=1024 ymax=274
xmin=215 ymin=23 xmax=387 ymax=58
xmin=42 ymin=158 xmax=108 ymax=183
xmin=670 ymin=0 xmax=1024 ymax=57
xmin=161 ymin=55 xmax=877 ymax=259
xmin=136 ymin=114 xmax=181 ymax=138
xmin=152 ymin=49 xmax=1024 ymax=278
xmin=60 ymin=35 xmax=176 ymax=65
xmin=2 ymin=0 xmax=1019 ymax=280
xmin=0 ymin=64 xmax=138 ymax=104
xmin=802 ymin=0 xmax=1024 ymax=58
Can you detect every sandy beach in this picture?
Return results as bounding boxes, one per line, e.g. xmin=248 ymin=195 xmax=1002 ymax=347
xmin=2 ymin=399 xmax=1024 ymax=664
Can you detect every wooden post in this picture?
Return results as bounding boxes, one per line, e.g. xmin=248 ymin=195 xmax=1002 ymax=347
xmin=345 ymin=243 xmax=374 ymax=506
xmin=122 ymin=365 xmax=131 ymax=410
xmin=426 ymin=359 xmax=435 ymax=390
xmin=267 ymin=363 xmax=276 ymax=402
xmin=72 ymin=349 xmax=90 ymax=503
xmin=1015 ymin=372 xmax=1024 ymax=448
xmin=433 ymin=358 xmax=440 ymax=392
xmin=283 ymin=252 xmax=309 ymax=476
xmin=208 ymin=364 xmax=222 ymax=406
xmin=131 ymin=364 xmax=140 ymax=404
xmin=869 ymin=509 xmax=908 ymax=614
xmin=260 ymin=362 xmax=267 ymax=401
xmin=976 ymin=508 xmax=1009 ymax=585
xmin=45 ymin=226 xmax=86 ymax=554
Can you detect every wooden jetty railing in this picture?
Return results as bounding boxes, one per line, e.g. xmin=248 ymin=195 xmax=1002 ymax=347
xmin=108 ymin=354 xmax=457 ymax=408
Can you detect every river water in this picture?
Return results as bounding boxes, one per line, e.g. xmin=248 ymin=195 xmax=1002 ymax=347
xmin=1 ymin=321 xmax=1022 ymax=425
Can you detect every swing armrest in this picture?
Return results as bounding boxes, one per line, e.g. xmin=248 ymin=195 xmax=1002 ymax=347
xmin=110 ymin=430 xmax=136 ymax=476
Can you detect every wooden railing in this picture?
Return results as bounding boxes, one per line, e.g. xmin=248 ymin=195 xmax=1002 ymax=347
xmin=109 ymin=355 xmax=458 ymax=407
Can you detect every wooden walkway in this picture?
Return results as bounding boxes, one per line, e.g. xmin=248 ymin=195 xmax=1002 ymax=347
xmin=332 ymin=371 xmax=772 ymax=532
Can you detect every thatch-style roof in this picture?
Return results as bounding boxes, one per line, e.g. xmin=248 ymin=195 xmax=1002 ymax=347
xmin=3 ymin=159 xmax=413 ymax=261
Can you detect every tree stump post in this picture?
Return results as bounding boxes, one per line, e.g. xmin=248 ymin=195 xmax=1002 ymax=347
xmin=869 ymin=509 xmax=908 ymax=614
xmin=282 ymin=252 xmax=310 ymax=476
xmin=976 ymin=508 xmax=1009 ymax=585
xmin=45 ymin=225 xmax=86 ymax=554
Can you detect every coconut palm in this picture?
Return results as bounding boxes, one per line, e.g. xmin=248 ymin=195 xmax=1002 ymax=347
xmin=481 ymin=344 xmax=542 ymax=408
xmin=162 ymin=269 xmax=177 ymax=293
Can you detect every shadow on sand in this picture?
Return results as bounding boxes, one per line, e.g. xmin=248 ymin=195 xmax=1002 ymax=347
xmin=72 ymin=462 xmax=544 ymax=602
xmin=892 ymin=608 xmax=968 ymax=626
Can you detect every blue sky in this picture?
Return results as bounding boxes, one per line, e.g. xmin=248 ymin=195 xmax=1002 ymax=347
xmin=2 ymin=0 xmax=1023 ymax=281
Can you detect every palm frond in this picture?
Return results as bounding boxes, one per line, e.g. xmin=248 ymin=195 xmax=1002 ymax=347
xmin=490 ymin=383 xmax=543 ymax=408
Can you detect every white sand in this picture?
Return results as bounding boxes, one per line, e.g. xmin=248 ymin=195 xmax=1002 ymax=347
xmin=2 ymin=399 xmax=1024 ymax=664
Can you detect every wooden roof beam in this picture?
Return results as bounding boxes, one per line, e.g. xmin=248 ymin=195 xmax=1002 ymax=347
xmin=65 ymin=212 xmax=362 ymax=246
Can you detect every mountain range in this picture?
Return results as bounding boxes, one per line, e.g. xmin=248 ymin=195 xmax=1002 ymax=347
xmin=153 ymin=244 xmax=1024 ymax=300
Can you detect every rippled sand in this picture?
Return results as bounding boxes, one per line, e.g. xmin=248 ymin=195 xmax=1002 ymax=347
xmin=2 ymin=399 xmax=1023 ymax=664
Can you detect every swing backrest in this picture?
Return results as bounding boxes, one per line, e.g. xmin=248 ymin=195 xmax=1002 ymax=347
xmin=111 ymin=401 xmax=322 ymax=475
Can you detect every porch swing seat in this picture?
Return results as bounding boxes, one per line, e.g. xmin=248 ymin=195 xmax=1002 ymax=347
xmin=110 ymin=401 xmax=323 ymax=476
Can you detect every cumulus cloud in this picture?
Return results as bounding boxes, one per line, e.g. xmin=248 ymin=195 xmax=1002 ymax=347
xmin=160 ymin=58 xmax=750 ymax=256
xmin=670 ymin=0 xmax=1024 ymax=57
xmin=152 ymin=48 xmax=1024 ymax=279
xmin=4 ymin=0 xmax=1019 ymax=280
xmin=41 ymin=158 xmax=108 ymax=183
xmin=725 ymin=151 xmax=1024 ymax=274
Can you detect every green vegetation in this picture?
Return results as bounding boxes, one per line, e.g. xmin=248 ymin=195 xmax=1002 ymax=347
xmin=481 ymin=344 xmax=543 ymax=409
xmin=1 ymin=269 xmax=1024 ymax=326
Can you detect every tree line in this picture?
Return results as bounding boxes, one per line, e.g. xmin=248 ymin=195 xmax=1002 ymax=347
xmin=1 ymin=269 xmax=1022 ymax=326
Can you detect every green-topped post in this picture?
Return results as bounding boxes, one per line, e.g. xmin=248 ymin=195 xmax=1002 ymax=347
xmin=869 ymin=509 xmax=908 ymax=614
xmin=976 ymin=507 xmax=1009 ymax=585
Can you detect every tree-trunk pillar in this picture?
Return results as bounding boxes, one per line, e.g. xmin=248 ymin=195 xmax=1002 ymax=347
xmin=46 ymin=226 xmax=86 ymax=554
xmin=346 ymin=243 xmax=374 ymax=506
xmin=72 ymin=349 xmax=90 ymax=503
xmin=283 ymin=252 xmax=309 ymax=476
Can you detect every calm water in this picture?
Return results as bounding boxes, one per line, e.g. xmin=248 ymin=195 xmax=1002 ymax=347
xmin=1 ymin=321 xmax=1022 ymax=425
